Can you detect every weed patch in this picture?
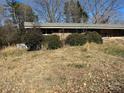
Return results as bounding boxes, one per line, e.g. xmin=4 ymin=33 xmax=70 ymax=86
xmin=104 ymin=47 xmax=124 ymax=57
xmin=67 ymin=63 xmax=86 ymax=69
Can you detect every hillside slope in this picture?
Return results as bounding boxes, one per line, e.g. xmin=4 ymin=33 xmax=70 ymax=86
xmin=0 ymin=40 xmax=124 ymax=93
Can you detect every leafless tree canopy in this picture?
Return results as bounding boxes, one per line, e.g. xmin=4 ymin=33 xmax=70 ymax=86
xmin=35 ymin=0 xmax=64 ymax=23
xmin=82 ymin=0 xmax=123 ymax=24
xmin=3 ymin=0 xmax=124 ymax=24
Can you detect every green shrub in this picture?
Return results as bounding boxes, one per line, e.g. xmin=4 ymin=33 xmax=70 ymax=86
xmin=43 ymin=35 xmax=62 ymax=50
xmin=85 ymin=32 xmax=103 ymax=44
xmin=0 ymin=38 xmax=3 ymax=49
xmin=0 ymin=36 xmax=7 ymax=48
xmin=24 ymin=31 xmax=43 ymax=51
xmin=65 ymin=33 xmax=87 ymax=46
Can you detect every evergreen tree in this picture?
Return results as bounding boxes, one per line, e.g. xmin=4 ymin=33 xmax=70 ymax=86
xmin=6 ymin=0 xmax=37 ymax=31
xmin=64 ymin=0 xmax=88 ymax=23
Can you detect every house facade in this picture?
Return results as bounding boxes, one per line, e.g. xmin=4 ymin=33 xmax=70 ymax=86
xmin=24 ymin=22 xmax=124 ymax=39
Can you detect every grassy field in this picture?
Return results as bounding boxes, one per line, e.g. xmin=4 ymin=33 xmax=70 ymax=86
xmin=0 ymin=39 xmax=124 ymax=93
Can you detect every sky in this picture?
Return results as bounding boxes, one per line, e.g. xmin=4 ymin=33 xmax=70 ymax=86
xmin=0 ymin=0 xmax=124 ymax=23
xmin=1 ymin=0 xmax=124 ymax=8
xmin=0 ymin=0 xmax=124 ymax=12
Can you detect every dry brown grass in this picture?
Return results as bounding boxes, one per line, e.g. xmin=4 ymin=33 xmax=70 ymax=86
xmin=0 ymin=40 xmax=124 ymax=93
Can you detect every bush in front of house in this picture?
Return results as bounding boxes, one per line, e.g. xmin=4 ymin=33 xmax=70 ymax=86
xmin=6 ymin=30 xmax=22 ymax=45
xmin=0 ymin=37 xmax=4 ymax=49
xmin=0 ymin=23 xmax=22 ymax=47
xmin=65 ymin=33 xmax=87 ymax=46
xmin=43 ymin=35 xmax=62 ymax=50
xmin=85 ymin=31 xmax=103 ymax=44
xmin=0 ymin=37 xmax=8 ymax=49
xmin=0 ymin=38 xmax=3 ymax=49
xmin=0 ymin=28 xmax=7 ymax=48
xmin=24 ymin=31 xmax=43 ymax=51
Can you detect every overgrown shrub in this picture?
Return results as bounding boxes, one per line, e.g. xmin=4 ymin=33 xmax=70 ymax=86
xmin=65 ymin=33 xmax=87 ymax=46
xmin=85 ymin=32 xmax=103 ymax=44
xmin=24 ymin=31 xmax=43 ymax=51
xmin=0 ymin=28 xmax=7 ymax=48
xmin=6 ymin=31 xmax=22 ymax=45
xmin=0 ymin=24 xmax=22 ymax=46
xmin=0 ymin=38 xmax=3 ymax=49
xmin=0 ymin=37 xmax=7 ymax=49
xmin=43 ymin=35 xmax=62 ymax=50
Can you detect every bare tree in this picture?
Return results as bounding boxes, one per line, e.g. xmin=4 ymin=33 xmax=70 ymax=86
xmin=35 ymin=0 xmax=64 ymax=22
xmin=82 ymin=0 xmax=122 ymax=24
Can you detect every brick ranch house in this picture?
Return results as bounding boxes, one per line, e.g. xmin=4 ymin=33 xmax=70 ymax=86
xmin=24 ymin=22 xmax=124 ymax=39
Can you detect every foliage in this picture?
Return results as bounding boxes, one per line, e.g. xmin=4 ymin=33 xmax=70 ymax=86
xmin=64 ymin=0 xmax=88 ymax=23
xmin=0 ymin=37 xmax=3 ymax=49
xmin=0 ymin=28 xmax=8 ymax=48
xmin=65 ymin=33 xmax=87 ymax=46
xmin=0 ymin=6 xmax=3 ymax=11
xmin=104 ymin=47 xmax=124 ymax=57
xmin=15 ymin=3 xmax=37 ymax=31
xmin=15 ymin=3 xmax=37 ymax=22
xmin=43 ymin=35 xmax=62 ymax=50
xmin=24 ymin=30 xmax=43 ymax=51
xmin=6 ymin=0 xmax=37 ymax=31
xmin=85 ymin=32 xmax=103 ymax=44
xmin=65 ymin=32 xmax=102 ymax=47
xmin=6 ymin=0 xmax=19 ymax=23
xmin=0 ymin=37 xmax=8 ymax=49
xmin=0 ymin=23 xmax=21 ymax=47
